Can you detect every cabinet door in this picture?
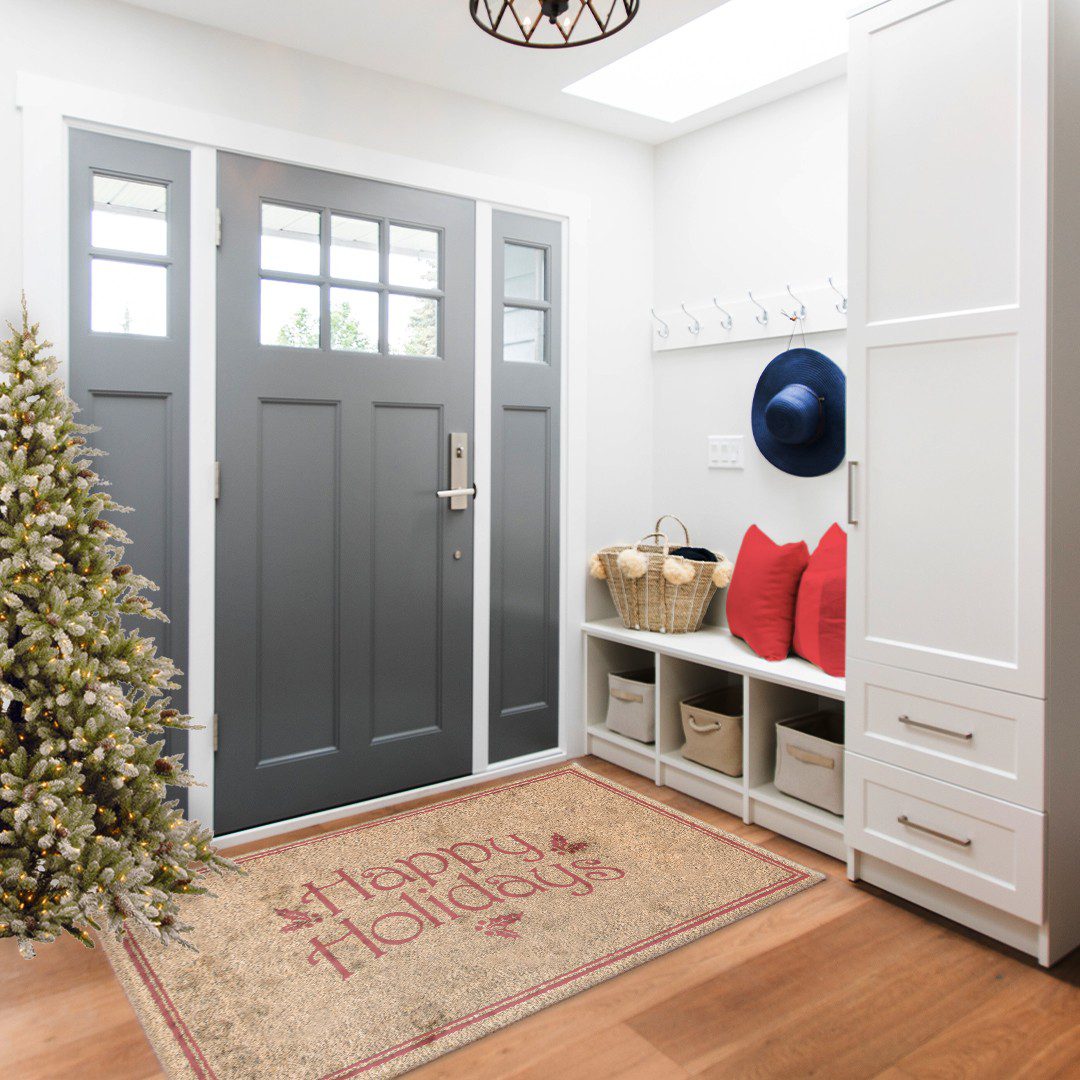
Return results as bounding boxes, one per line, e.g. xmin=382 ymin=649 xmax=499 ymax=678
xmin=846 ymin=0 xmax=1048 ymax=696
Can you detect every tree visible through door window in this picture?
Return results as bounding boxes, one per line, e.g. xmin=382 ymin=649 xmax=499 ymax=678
xmin=259 ymin=202 xmax=442 ymax=357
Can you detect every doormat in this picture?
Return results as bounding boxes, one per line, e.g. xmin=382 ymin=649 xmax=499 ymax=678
xmin=102 ymin=764 xmax=822 ymax=1079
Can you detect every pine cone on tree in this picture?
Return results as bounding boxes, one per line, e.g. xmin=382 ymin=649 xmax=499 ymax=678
xmin=0 ymin=299 xmax=236 ymax=959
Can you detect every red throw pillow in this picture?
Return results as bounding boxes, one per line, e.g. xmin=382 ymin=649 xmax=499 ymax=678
xmin=793 ymin=524 xmax=847 ymax=676
xmin=726 ymin=526 xmax=810 ymax=661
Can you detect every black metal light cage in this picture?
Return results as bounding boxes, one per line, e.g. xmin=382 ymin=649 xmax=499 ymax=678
xmin=470 ymin=0 xmax=640 ymax=49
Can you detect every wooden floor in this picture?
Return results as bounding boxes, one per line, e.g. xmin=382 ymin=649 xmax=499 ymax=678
xmin=3 ymin=756 xmax=1079 ymax=1080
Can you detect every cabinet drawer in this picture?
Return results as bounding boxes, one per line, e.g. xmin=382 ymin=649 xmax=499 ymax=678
xmin=846 ymin=661 xmax=1044 ymax=809
xmin=845 ymin=753 xmax=1044 ymax=922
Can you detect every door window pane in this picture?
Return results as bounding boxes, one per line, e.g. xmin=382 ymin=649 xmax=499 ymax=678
xmin=91 ymin=258 xmax=167 ymax=336
xmin=503 ymin=306 xmax=546 ymax=364
xmin=92 ymin=175 xmax=168 ymax=256
xmin=389 ymin=225 xmax=439 ymax=289
xmin=389 ymin=294 xmax=439 ymax=357
xmin=504 ymin=242 xmax=545 ymax=302
xmin=330 ymin=215 xmax=380 ymax=282
xmin=330 ymin=288 xmax=379 ymax=352
xmin=261 ymin=279 xmax=321 ymax=347
xmin=261 ymin=203 xmax=321 ymax=276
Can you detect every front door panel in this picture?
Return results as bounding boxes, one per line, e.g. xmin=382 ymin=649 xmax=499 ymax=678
xmin=215 ymin=154 xmax=475 ymax=833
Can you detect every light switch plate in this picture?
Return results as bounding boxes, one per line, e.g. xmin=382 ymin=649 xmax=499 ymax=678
xmin=708 ymin=435 xmax=744 ymax=469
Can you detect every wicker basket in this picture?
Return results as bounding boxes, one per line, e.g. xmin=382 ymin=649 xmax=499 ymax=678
xmin=594 ymin=516 xmax=728 ymax=634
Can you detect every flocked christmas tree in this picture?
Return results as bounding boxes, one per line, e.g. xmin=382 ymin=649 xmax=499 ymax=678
xmin=0 ymin=301 xmax=233 ymax=958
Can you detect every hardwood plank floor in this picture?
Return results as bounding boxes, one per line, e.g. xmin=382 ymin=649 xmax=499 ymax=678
xmin=2 ymin=756 xmax=1077 ymax=1080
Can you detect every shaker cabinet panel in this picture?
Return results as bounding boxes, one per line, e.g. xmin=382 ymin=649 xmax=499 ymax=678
xmin=862 ymin=0 xmax=1023 ymax=324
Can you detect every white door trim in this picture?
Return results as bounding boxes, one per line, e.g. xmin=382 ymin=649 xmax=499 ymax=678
xmin=17 ymin=72 xmax=588 ymax=839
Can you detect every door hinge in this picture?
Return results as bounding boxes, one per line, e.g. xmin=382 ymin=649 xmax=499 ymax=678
xmin=214 ymin=461 xmax=221 ymax=500
xmin=213 ymin=712 xmax=219 ymax=753
xmin=215 ymin=207 xmax=222 ymax=247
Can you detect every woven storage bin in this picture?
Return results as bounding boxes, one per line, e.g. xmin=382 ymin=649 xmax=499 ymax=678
xmin=605 ymin=668 xmax=656 ymax=743
xmin=594 ymin=516 xmax=729 ymax=634
xmin=680 ymin=687 xmax=744 ymax=776
xmin=774 ymin=711 xmax=845 ymax=815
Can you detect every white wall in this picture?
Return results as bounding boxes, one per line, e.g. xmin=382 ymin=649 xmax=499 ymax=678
xmin=651 ymin=78 xmax=848 ymax=623
xmin=0 ymin=0 xmax=655 ymax=563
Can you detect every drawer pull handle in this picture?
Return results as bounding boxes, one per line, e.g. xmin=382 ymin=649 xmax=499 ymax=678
xmin=610 ymin=689 xmax=644 ymax=704
xmin=897 ymin=814 xmax=972 ymax=847
xmin=898 ymin=714 xmax=973 ymax=741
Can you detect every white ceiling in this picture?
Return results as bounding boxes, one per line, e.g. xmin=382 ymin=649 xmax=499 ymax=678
xmin=116 ymin=0 xmax=841 ymax=144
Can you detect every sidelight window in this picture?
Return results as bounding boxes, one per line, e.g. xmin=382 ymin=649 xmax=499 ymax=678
xmin=502 ymin=242 xmax=549 ymax=364
xmin=89 ymin=174 xmax=170 ymax=336
xmin=259 ymin=201 xmax=443 ymax=358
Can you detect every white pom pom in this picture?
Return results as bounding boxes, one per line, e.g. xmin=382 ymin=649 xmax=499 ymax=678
xmin=588 ymin=553 xmax=607 ymax=580
xmin=712 ymin=558 xmax=734 ymax=589
xmin=617 ymin=547 xmax=648 ymax=580
xmin=663 ymin=556 xmax=695 ymax=586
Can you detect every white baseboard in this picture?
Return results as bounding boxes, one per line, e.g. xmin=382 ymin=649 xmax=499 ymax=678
xmin=213 ymin=748 xmax=569 ymax=851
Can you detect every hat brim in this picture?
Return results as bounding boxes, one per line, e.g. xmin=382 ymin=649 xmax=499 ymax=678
xmin=751 ymin=347 xmax=846 ymax=477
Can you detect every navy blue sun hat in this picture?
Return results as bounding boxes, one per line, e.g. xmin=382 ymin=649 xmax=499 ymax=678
xmin=751 ymin=348 xmax=846 ymax=477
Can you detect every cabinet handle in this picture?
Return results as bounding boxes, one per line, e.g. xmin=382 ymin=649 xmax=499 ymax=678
xmin=897 ymin=714 xmax=973 ymax=741
xmin=847 ymin=460 xmax=859 ymax=526
xmin=897 ymin=814 xmax=972 ymax=847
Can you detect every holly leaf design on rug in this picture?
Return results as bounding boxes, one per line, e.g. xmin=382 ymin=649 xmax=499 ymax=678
xmin=274 ymin=907 xmax=325 ymax=933
xmin=550 ymin=832 xmax=588 ymax=854
xmin=475 ymin=912 xmax=524 ymax=939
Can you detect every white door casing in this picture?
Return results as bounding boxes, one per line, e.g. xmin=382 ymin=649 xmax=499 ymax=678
xmin=16 ymin=73 xmax=589 ymax=841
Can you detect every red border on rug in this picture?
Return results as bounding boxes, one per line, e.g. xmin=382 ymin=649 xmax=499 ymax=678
xmin=119 ymin=766 xmax=812 ymax=1080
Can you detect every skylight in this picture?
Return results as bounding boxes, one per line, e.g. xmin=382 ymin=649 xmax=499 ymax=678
xmin=562 ymin=0 xmax=850 ymax=124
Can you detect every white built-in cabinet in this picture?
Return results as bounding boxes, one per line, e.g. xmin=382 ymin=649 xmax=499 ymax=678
xmin=845 ymin=0 xmax=1080 ymax=965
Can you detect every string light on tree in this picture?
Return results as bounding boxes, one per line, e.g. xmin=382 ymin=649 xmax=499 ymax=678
xmin=0 ymin=299 xmax=236 ymax=959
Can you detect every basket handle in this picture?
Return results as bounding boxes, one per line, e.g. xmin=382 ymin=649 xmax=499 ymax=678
xmin=654 ymin=515 xmax=691 ymax=547
xmin=686 ymin=714 xmax=722 ymax=733
xmin=786 ymin=745 xmax=836 ymax=770
xmin=635 ymin=531 xmax=670 ymax=557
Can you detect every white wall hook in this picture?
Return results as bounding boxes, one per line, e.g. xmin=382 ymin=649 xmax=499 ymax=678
xmin=650 ymin=308 xmax=670 ymax=339
xmin=680 ymin=302 xmax=701 ymax=335
xmin=712 ymin=298 xmax=734 ymax=331
xmin=748 ymin=290 xmax=768 ymax=326
xmin=828 ymin=275 xmax=848 ymax=314
xmin=785 ymin=284 xmax=807 ymax=320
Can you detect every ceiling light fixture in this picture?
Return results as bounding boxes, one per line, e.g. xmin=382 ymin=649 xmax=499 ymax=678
xmin=469 ymin=1 xmax=640 ymax=50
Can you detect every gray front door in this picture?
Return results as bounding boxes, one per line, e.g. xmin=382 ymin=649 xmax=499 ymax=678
xmin=215 ymin=154 xmax=475 ymax=834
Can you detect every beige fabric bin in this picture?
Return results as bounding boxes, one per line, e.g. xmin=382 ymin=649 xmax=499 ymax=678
xmin=774 ymin=711 xmax=845 ymax=815
xmin=679 ymin=687 xmax=744 ymax=776
xmin=605 ymin=668 xmax=656 ymax=743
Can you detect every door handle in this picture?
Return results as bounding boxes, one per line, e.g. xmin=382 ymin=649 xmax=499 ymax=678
xmin=441 ymin=433 xmax=473 ymax=509
xmin=436 ymin=484 xmax=477 ymax=500
xmin=847 ymin=460 xmax=859 ymax=526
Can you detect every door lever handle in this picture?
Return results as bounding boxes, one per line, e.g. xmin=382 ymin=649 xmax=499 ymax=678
xmin=436 ymin=484 xmax=477 ymax=500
